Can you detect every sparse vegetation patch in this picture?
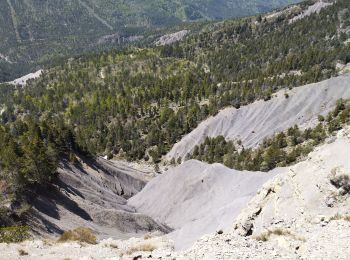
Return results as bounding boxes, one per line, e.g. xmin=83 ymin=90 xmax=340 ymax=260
xmin=58 ymin=227 xmax=97 ymax=244
xmin=0 ymin=226 xmax=30 ymax=243
xmin=255 ymin=228 xmax=305 ymax=242
xmin=126 ymin=243 xmax=157 ymax=255
xmin=185 ymin=99 xmax=350 ymax=171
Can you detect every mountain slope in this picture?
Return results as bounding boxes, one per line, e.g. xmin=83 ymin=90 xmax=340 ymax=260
xmin=27 ymin=156 xmax=169 ymax=239
xmin=1 ymin=126 xmax=350 ymax=259
xmin=173 ymin=127 xmax=350 ymax=259
xmin=0 ymin=0 xmax=349 ymax=238
xmin=0 ymin=0 xmax=301 ymax=82
xmin=1 ymin=0 xmax=348 ymax=165
xmin=166 ymin=73 xmax=350 ymax=161
xmin=128 ymin=160 xmax=280 ymax=249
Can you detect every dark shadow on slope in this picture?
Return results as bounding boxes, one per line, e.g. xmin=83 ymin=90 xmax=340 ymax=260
xmin=28 ymin=184 xmax=92 ymax=221
xmin=26 ymin=210 xmax=63 ymax=235
xmin=61 ymin=158 xmax=89 ymax=176
xmin=56 ymin=179 xmax=85 ymax=199
xmin=79 ymin=154 xmax=103 ymax=173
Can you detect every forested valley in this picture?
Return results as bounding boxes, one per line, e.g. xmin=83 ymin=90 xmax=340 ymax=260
xmin=0 ymin=0 xmax=349 ymax=225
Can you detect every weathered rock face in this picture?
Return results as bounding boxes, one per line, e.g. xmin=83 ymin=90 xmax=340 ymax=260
xmin=289 ymin=0 xmax=333 ymax=23
xmin=7 ymin=70 xmax=43 ymax=86
xmin=172 ymin=127 xmax=350 ymax=259
xmin=128 ymin=126 xmax=350 ymax=254
xmin=27 ymin=157 xmax=170 ymax=240
xmin=155 ymin=30 xmax=189 ymax=46
xmin=234 ymin=127 xmax=350 ymax=237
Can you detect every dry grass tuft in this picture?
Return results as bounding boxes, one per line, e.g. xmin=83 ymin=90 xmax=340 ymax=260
xmin=255 ymin=228 xmax=305 ymax=242
xmin=58 ymin=227 xmax=97 ymax=244
xmin=330 ymin=213 xmax=350 ymax=222
xmin=126 ymin=243 xmax=157 ymax=255
xmin=109 ymin=243 xmax=119 ymax=249
xmin=329 ymin=213 xmax=342 ymax=221
xmin=18 ymin=249 xmax=28 ymax=256
xmin=143 ymin=233 xmax=152 ymax=240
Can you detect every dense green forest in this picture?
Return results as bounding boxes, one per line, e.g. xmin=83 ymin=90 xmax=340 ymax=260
xmin=161 ymin=0 xmax=350 ymax=106
xmin=0 ymin=0 xmax=349 ymax=225
xmin=0 ymin=0 xmax=349 ymax=162
xmin=186 ymin=99 xmax=350 ymax=171
xmin=0 ymin=0 xmax=300 ymax=82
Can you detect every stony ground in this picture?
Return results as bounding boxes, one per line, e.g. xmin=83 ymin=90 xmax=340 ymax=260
xmin=2 ymin=128 xmax=350 ymax=259
xmin=0 ymin=236 xmax=174 ymax=260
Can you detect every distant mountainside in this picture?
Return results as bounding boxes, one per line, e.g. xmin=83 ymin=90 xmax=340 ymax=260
xmin=0 ymin=0 xmax=348 ymax=171
xmin=0 ymin=0 xmax=301 ymax=82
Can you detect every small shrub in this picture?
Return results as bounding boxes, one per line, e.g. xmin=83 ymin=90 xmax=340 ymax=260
xmin=329 ymin=213 xmax=342 ymax=221
xmin=109 ymin=243 xmax=119 ymax=249
xmin=264 ymin=95 xmax=271 ymax=101
xmin=318 ymin=115 xmax=325 ymax=122
xmin=107 ymin=153 xmax=113 ymax=160
xmin=126 ymin=243 xmax=157 ymax=255
xmin=0 ymin=226 xmax=30 ymax=243
xmin=330 ymin=174 xmax=350 ymax=192
xmin=58 ymin=227 xmax=97 ymax=244
xmin=255 ymin=233 xmax=269 ymax=242
xmin=330 ymin=213 xmax=350 ymax=222
xmin=271 ymin=228 xmax=288 ymax=236
xmin=255 ymin=228 xmax=304 ymax=242
xmin=69 ymin=153 xmax=78 ymax=164
xmin=0 ymin=207 xmax=16 ymax=227
xmin=217 ymin=230 xmax=224 ymax=235
xmin=143 ymin=233 xmax=152 ymax=240
xmin=18 ymin=249 xmax=28 ymax=256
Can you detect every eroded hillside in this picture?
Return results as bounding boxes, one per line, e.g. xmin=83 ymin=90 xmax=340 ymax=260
xmin=1 ymin=119 xmax=350 ymax=260
xmin=0 ymin=1 xmax=349 ymax=259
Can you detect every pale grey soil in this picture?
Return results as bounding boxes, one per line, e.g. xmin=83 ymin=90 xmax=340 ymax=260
xmin=155 ymin=30 xmax=189 ymax=46
xmin=4 ymin=128 xmax=350 ymax=260
xmin=27 ymin=156 xmax=170 ymax=240
xmin=128 ymin=160 xmax=282 ymax=250
xmin=7 ymin=70 xmax=43 ymax=85
xmin=289 ymin=1 xmax=333 ymax=23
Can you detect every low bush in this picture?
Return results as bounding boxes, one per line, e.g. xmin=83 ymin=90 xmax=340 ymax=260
xmin=143 ymin=233 xmax=152 ymax=240
xmin=126 ymin=243 xmax=157 ymax=255
xmin=18 ymin=249 xmax=28 ymax=256
xmin=255 ymin=228 xmax=305 ymax=242
xmin=330 ymin=213 xmax=350 ymax=222
xmin=58 ymin=227 xmax=97 ymax=244
xmin=0 ymin=226 xmax=30 ymax=243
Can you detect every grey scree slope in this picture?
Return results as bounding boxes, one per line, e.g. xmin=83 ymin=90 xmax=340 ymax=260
xmin=128 ymin=160 xmax=283 ymax=250
xmin=166 ymin=74 xmax=350 ymax=161
xmin=27 ymin=157 xmax=170 ymax=240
